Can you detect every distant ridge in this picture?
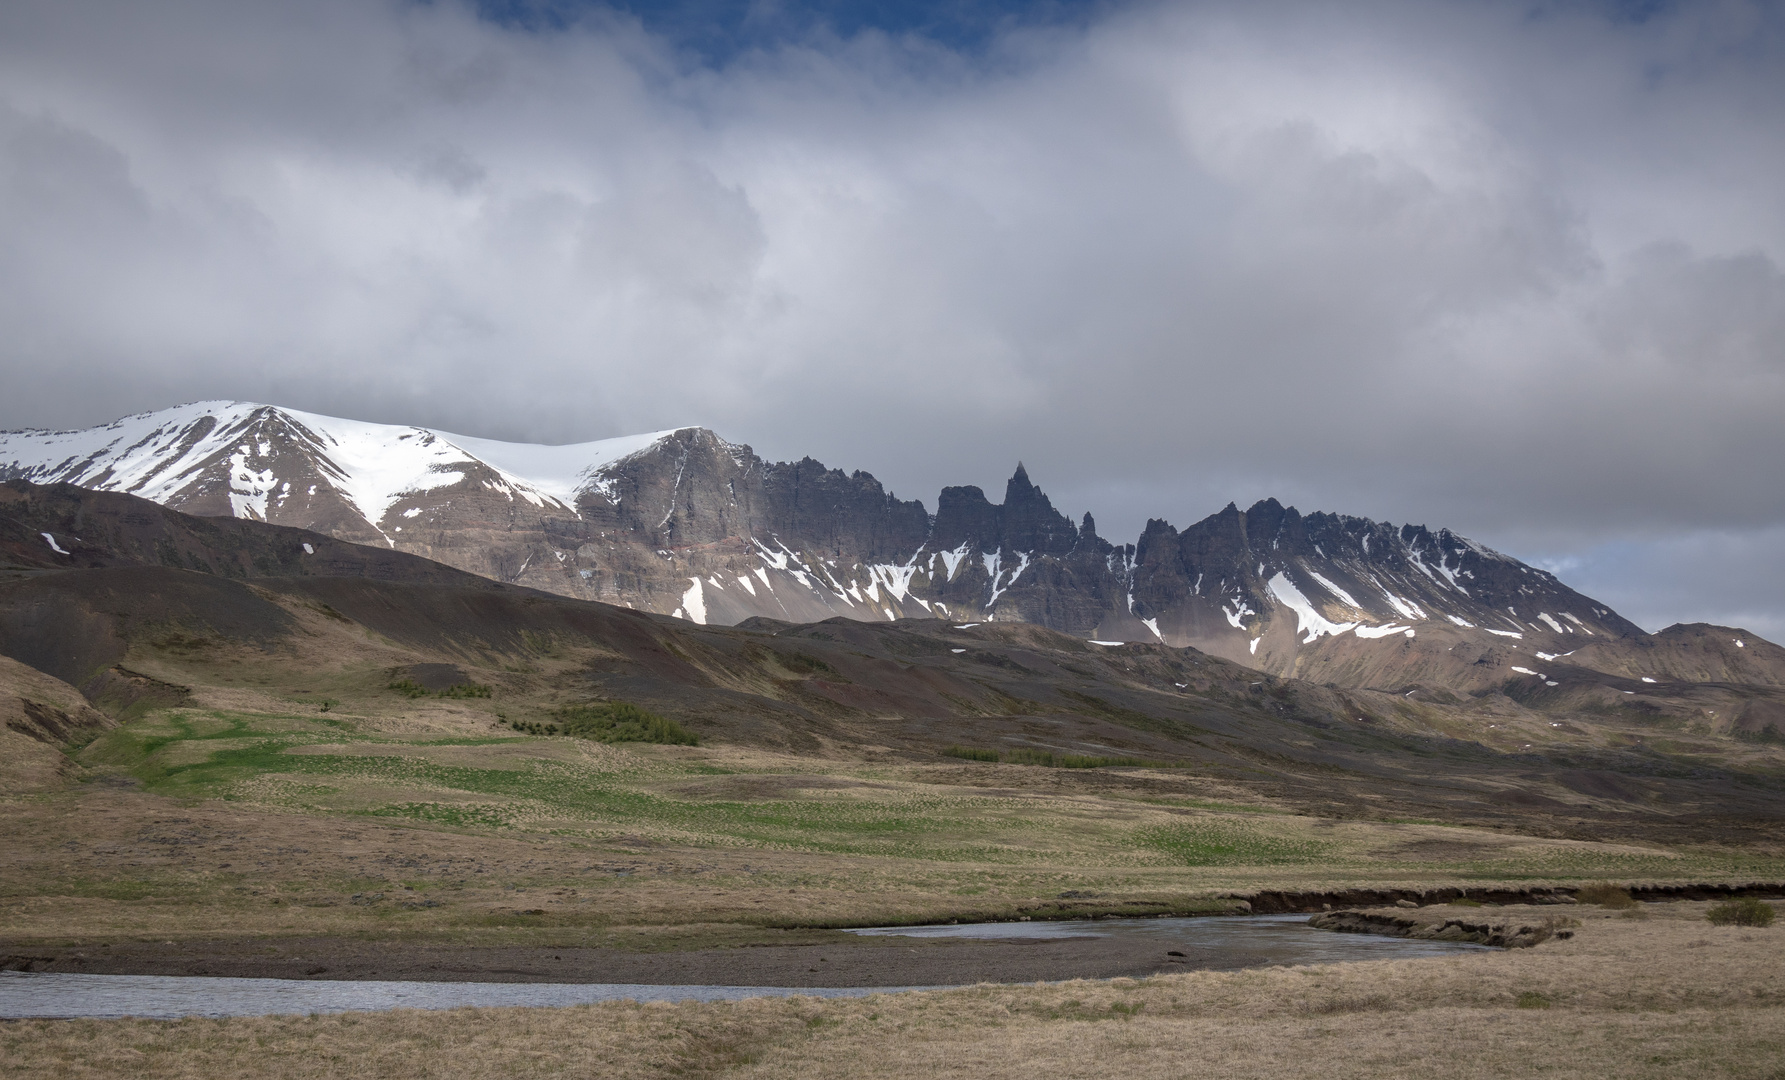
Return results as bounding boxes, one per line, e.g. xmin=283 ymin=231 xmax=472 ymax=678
xmin=8 ymin=401 xmax=1765 ymax=696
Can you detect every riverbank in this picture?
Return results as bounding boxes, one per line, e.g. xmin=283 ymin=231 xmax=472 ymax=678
xmin=1310 ymin=906 xmax=1580 ymax=948
xmin=1 ymin=931 xmax=1205 ymax=987
xmin=4 ymin=900 xmax=1779 ymax=1079
xmin=9 ymin=885 xmax=1778 ymax=986
xmin=0 ymin=914 xmax=1484 ymax=988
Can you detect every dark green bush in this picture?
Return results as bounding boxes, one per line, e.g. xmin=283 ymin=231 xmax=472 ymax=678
xmin=1006 ymin=747 xmax=1156 ymax=769
xmin=392 ymin=678 xmax=492 ymax=700
xmin=1706 ymin=897 xmax=1776 ymax=927
xmin=554 ymin=701 xmax=698 ymax=745
xmin=776 ymin=651 xmax=838 ymax=676
xmin=1515 ymin=992 xmax=1551 ymax=1010
xmin=940 ymin=745 xmax=1168 ymax=768
xmin=942 ymin=745 xmax=1000 ymax=762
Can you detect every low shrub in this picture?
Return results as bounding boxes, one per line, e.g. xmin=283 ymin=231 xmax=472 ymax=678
xmin=1006 ymin=748 xmax=1157 ymax=769
xmin=1514 ymin=992 xmax=1552 ymax=1010
xmin=939 ymin=745 xmax=1165 ymax=768
xmin=775 ymin=651 xmax=838 ymax=677
xmin=1734 ymin=723 xmax=1783 ymax=745
xmin=1576 ymin=883 xmax=1638 ymax=909
xmin=942 ymin=745 xmax=1000 ymax=762
xmin=1706 ymin=897 xmax=1776 ymax=927
xmin=942 ymin=742 xmax=1163 ymax=767
xmin=392 ymin=678 xmax=492 ymax=700
xmin=554 ymin=701 xmax=699 ymax=746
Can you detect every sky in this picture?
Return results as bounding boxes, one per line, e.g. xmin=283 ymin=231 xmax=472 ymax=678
xmin=1 ymin=0 xmax=1782 ymax=639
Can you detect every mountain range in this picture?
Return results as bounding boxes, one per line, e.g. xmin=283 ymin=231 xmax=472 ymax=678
xmin=2 ymin=402 xmax=1772 ymax=703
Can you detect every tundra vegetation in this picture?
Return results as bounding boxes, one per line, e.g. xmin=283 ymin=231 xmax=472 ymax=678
xmin=4 ymin=483 xmax=1785 ymax=1077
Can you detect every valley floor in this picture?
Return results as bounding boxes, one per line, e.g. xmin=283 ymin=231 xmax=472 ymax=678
xmin=4 ymin=902 xmax=1782 ymax=1079
xmin=5 ymin=732 xmax=1781 ymax=950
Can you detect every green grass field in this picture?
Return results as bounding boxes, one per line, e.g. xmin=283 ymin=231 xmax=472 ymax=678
xmin=1 ymin=697 xmax=1772 ymax=950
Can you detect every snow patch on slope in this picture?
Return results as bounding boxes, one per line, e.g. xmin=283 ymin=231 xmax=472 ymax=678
xmin=1305 ymin=570 xmax=1361 ymax=609
xmin=1267 ymin=573 xmax=1358 ymax=644
xmin=445 ymin=426 xmax=686 ymax=506
xmin=1353 ymin=624 xmax=1414 ymax=639
xmin=677 ymin=577 xmax=708 ymax=625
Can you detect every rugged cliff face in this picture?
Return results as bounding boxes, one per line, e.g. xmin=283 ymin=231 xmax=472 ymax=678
xmin=4 ymin=402 xmax=1758 ymax=697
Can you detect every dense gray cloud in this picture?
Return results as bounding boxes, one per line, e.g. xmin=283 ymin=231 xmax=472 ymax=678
xmin=1 ymin=0 xmax=1782 ymax=635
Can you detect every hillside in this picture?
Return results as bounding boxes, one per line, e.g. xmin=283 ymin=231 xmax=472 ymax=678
xmin=4 ymin=478 xmax=1783 ymax=843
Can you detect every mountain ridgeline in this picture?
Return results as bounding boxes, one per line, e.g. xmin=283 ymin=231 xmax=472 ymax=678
xmin=0 ymin=403 xmax=1699 ymax=689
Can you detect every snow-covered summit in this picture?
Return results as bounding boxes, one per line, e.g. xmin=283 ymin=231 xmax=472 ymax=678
xmin=0 ymin=401 xmax=688 ymax=541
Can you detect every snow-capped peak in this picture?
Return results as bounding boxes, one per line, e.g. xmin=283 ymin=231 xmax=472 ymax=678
xmin=0 ymin=401 xmax=689 ymax=531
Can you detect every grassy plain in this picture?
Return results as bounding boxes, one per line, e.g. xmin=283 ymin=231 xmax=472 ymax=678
xmin=5 ymin=901 xmax=1783 ymax=1079
xmin=5 ymin=681 xmax=1783 ymax=948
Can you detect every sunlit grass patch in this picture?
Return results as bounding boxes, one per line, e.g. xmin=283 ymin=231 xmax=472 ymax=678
xmin=1133 ymin=819 xmax=1331 ymax=866
xmin=83 ymin=717 xmax=1133 ymax=860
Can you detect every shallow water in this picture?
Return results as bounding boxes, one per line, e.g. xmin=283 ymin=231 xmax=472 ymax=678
xmin=846 ymin=912 xmax=1491 ymax=965
xmin=1 ymin=915 xmax=1487 ymax=1020
xmin=0 ymin=972 xmax=940 ymax=1020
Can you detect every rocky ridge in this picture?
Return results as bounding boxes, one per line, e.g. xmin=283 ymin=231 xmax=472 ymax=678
xmin=5 ymin=403 xmax=1778 ymax=708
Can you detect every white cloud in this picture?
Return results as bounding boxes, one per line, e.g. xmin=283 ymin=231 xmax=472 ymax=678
xmin=0 ymin=0 xmax=1782 ymax=633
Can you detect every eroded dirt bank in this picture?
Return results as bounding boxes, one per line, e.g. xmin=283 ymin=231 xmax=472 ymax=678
xmin=1310 ymin=908 xmax=1574 ymax=948
xmin=1239 ymin=881 xmax=1785 ymax=913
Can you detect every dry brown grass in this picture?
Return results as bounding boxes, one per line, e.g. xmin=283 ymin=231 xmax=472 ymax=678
xmin=1576 ymin=882 xmax=1637 ymax=908
xmin=6 ymin=902 xmax=1782 ymax=1079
